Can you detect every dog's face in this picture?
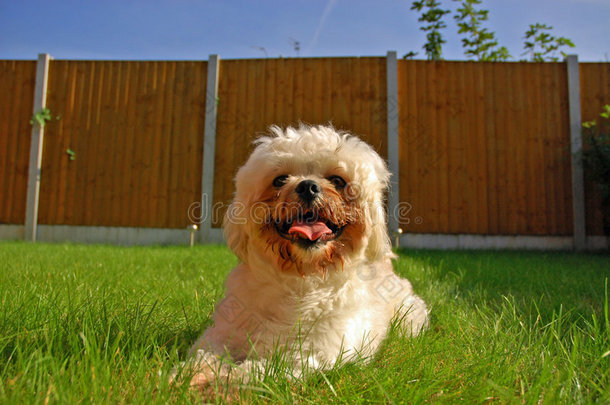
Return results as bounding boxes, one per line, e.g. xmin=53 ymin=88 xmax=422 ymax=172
xmin=224 ymin=125 xmax=393 ymax=276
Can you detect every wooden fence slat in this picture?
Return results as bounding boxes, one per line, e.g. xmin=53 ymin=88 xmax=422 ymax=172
xmin=446 ymin=61 xmax=460 ymax=233
xmin=148 ymin=62 xmax=163 ymax=226
xmin=581 ymin=63 xmax=610 ymax=236
xmin=514 ymin=64 xmax=528 ymax=234
xmin=231 ymin=59 xmax=249 ymax=191
xmin=553 ymin=63 xmax=570 ymax=235
xmin=371 ymin=58 xmax=385 ymax=152
xmin=117 ymin=62 xmax=134 ymax=226
xmin=66 ymin=61 xmax=85 ymax=224
xmin=12 ymin=62 xmax=35 ymax=224
xmin=482 ymin=63 xmax=496 ymax=234
xmin=242 ymin=59 xmax=257 ymax=168
xmin=4 ymin=63 xmax=22 ymax=222
xmin=435 ymin=62 xmax=449 ymax=234
xmin=266 ymin=59 xmax=278 ymax=128
xmin=356 ymin=58 xmax=368 ymax=137
xmin=310 ymin=59 xmax=323 ymax=123
xmin=168 ymin=61 xmax=186 ymax=228
xmin=56 ymin=61 xmax=75 ymax=224
xmin=405 ymin=61 xmax=419 ymax=231
xmin=177 ymin=61 xmax=197 ymax=229
xmin=182 ymin=61 xmax=199 ymax=228
xmin=464 ymin=62 xmax=479 ymax=233
xmin=94 ymin=61 xmax=111 ymax=226
xmin=545 ymin=64 xmax=561 ymax=234
xmin=405 ymin=61 xmax=420 ymax=231
xmin=138 ymin=62 xmax=153 ymax=226
xmin=553 ymin=64 xmax=571 ymax=235
xmin=111 ymin=62 xmax=129 ymax=225
xmin=0 ymin=63 xmax=10 ymax=220
xmin=82 ymin=61 xmax=102 ymax=225
xmin=528 ymin=63 xmax=548 ymax=234
xmin=159 ymin=62 xmax=176 ymax=227
xmin=472 ymin=63 xmax=488 ymax=234
xmin=302 ymin=59 xmax=314 ymax=123
xmin=423 ymin=61 xmax=438 ymax=232
xmin=491 ymin=64 xmax=506 ymax=233
xmin=506 ymin=64 xmax=519 ymax=234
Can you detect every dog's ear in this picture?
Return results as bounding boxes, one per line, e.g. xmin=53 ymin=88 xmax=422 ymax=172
xmin=361 ymin=150 xmax=394 ymax=262
xmin=364 ymin=195 xmax=395 ymax=262
xmin=223 ymin=202 xmax=249 ymax=262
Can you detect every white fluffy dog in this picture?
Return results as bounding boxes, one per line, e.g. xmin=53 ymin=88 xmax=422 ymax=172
xmin=184 ymin=125 xmax=428 ymax=388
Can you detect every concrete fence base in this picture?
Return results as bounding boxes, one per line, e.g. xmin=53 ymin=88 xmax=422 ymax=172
xmin=399 ymin=233 xmax=608 ymax=250
xmin=2 ymin=224 xmax=606 ymax=250
xmin=0 ymin=225 xmax=224 ymax=246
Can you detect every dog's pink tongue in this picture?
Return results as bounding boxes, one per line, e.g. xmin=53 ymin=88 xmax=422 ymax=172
xmin=288 ymin=220 xmax=332 ymax=241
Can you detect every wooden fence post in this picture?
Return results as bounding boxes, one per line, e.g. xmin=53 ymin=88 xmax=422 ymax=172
xmin=566 ymin=54 xmax=586 ymax=251
xmin=24 ymin=53 xmax=51 ymax=242
xmin=199 ymin=54 xmax=220 ymax=243
xmin=386 ymin=51 xmax=400 ymax=238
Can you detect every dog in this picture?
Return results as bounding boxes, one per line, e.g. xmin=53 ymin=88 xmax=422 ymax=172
xmin=182 ymin=125 xmax=428 ymax=388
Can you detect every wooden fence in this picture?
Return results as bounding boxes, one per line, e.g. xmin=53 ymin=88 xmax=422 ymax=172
xmin=0 ymin=54 xmax=608 ymax=247
xmin=580 ymin=63 xmax=610 ymax=236
xmin=0 ymin=61 xmax=36 ymax=225
xmin=398 ymin=61 xmax=573 ymax=236
xmin=38 ymin=61 xmax=207 ymax=228
xmin=212 ymin=57 xmax=387 ymax=226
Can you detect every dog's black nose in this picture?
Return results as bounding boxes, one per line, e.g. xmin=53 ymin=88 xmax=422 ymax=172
xmin=295 ymin=180 xmax=321 ymax=202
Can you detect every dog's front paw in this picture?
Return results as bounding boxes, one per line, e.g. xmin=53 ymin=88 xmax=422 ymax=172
xmin=189 ymin=366 xmax=219 ymax=390
xmin=170 ymin=351 xmax=232 ymax=391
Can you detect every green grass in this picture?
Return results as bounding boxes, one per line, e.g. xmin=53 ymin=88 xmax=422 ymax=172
xmin=0 ymin=242 xmax=608 ymax=404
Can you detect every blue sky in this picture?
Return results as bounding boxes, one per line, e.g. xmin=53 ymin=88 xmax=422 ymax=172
xmin=1 ymin=0 xmax=608 ymax=61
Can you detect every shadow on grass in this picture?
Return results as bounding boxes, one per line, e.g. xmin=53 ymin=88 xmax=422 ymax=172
xmin=395 ymin=249 xmax=610 ymax=322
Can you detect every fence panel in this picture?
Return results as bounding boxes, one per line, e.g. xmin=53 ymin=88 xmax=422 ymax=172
xmin=398 ymin=61 xmax=573 ymax=235
xmin=580 ymin=63 xmax=610 ymax=236
xmin=0 ymin=61 xmax=36 ymax=225
xmin=38 ymin=61 xmax=207 ymax=228
xmin=211 ymin=57 xmax=388 ymax=227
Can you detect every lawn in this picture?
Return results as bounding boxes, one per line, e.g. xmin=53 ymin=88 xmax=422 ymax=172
xmin=0 ymin=242 xmax=608 ymax=403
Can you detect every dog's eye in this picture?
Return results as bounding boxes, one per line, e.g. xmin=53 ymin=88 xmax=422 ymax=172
xmin=328 ymin=175 xmax=346 ymax=189
xmin=273 ymin=175 xmax=289 ymax=188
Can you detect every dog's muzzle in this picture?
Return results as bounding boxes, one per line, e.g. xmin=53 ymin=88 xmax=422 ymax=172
xmin=273 ymin=210 xmax=344 ymax=249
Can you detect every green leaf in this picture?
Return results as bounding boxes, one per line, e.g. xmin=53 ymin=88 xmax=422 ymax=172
xmin=583 ymin=121 xmax=597 ymax=129
xmin=30 ymin=108 xmax=52 ymax=127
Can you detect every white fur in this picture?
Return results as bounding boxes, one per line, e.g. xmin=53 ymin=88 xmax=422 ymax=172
xmin=184 ymin=125 xmax=428 ymax=385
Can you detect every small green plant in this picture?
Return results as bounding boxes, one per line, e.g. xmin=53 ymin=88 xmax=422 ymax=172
xmin=66 ymin=148 xmax=76 ymax=161
xmin=30 ymin=107 xmax=52 ymax=127
xmin=453 ymin=0 xmax=511 ymax=61
xmin=583 ymin=105 xmax=610 ymax=234
xmin=522 ymin=23 xmax=575 ymax=62
xmin=411 ymin=0 xmax=451 ymax=60
xmin=407 ymin=1 xmax=574 ymax=63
